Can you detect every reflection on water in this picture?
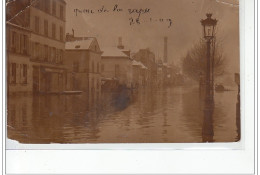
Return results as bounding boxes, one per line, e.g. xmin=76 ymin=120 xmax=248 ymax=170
xmin=7 ymin=86 xmax=240 ymax=143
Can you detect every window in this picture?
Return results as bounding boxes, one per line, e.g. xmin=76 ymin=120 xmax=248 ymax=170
xmin=44 ymin=20 xmax=48 ymax=36
xmin=56 ymin=49 xmax=59 ymax=63
xmin=20 ymin=34 xmax=24 ymax=53
xmin=115 ymin=64 xmax=120 ymax=78
xmin=39 ymin=44 xmax=44 ymax=60
xmin=60 ymin=50 xmax=63 ymax=63
xmin=11 ymin=31 xmax=16 ymax=50
xmin=52 ymin=1 xmax=56 ymax=16
xmin=24 ymin=35 xmax=28 ymax=55
xmin=44 ymin=0 xmax=50 ymax=13
xmin=35 ymin=43 xmax=39 ymax=59
xmin=44 ymin=45 xmax=48 ymax=61
xmin=52 ymin=23 xmax=56 ymax=39
xmin=10 ymin=63 xmax=16 ymax=84
xmin=35 ymin=16 xmax=39 ymax=33
xmin=48 ymin=47 xmax=52 ymax=62
xmin=101 ymin=64 xmax=104 ymax=72
xmin=92 ymin=78 xmax=94 ymax=89
xmin=97 ymin=62 xmax=99 ymax=73
xmin=31 ymin=42 xmax=34 ymax=57
xmin=22 ymin=64 xmax=27 ymax=84
xmin=20 ymin=34 xmax=28 ymax=54
xmin=60 ymin=5 xmax=64 ymax=20
xmin=15 ymin=33 xmax=20 ymax=53
xmin=60 ymin=27 xmax=63 ymax=41
xmin=73 ymin=61 xmax=79 ymax=72
xmin=92 ymin=61 xmax=94 ymax=73
xmin=97 ymin=81 xmax=99 ymax=90
xmin=51 ymin=47 xmax=56 ymax=62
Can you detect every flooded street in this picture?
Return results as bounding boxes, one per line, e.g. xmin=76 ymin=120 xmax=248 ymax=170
xmin=7 ymin=86 xmax=240 ymax=143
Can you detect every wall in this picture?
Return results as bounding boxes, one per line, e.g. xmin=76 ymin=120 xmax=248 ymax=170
xmin=101 ymin=57 xmax=132 ymax=87
xmin=88 ymin=51 xmax=102 ymax=106
xmin=64 ymin=50 xmax=89 ymax=91
xmin=7 ymin=53 xmax=33 ymax=93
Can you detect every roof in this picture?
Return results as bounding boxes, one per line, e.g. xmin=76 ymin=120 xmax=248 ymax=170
xmin=6 ymin=22 xmax=31 ymax=32
xmin=102 ymin=47 xmax=129 ymax=57
xmin=132 ymin=60 xmax=140 ymax=66
xmin=132 ymin=60 xmax=147 ymax=69
xmin=140 ymin=63 xmax=148 ymax=69
xmin=65 ymin=38 xmax=94 ymax=50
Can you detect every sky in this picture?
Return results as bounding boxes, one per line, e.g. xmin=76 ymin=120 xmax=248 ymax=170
xmin=65 ymin=0 xmax=239 ymax=77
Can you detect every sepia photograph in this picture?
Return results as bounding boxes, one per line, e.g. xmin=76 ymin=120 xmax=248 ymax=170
xmin=6 ymin=0 xmax=240 ymax=143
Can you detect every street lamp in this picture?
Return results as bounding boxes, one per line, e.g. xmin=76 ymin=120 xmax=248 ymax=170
xmin=200 ymin=13 xmax=217 ymax=103
xmin=201 ymin=13 xmax=217 ymax=142
xmin=201 ymin=14 xmax=217 ymax=40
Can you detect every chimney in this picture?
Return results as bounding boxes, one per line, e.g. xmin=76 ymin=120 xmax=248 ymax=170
xmin=72 ymin=28 xmax=75 ymax=37
xmin=117 ymin=37 xmax=124 ymax=49
xmin=163 ymin=37 xmax=168 ymax=63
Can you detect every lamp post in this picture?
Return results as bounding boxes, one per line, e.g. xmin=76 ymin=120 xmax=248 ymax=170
xmin=201 ymin=13 xmax=217 ymax=142
xmin=200 ymin=13 xmax=217 ymax=103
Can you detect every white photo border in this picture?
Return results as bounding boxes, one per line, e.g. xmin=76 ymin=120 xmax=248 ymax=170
xmin=1 ymin=0 xmax=258 ymax=174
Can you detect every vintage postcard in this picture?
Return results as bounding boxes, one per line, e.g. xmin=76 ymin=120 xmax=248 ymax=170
xmin=6 ymin=0 xmax=240 ymax=143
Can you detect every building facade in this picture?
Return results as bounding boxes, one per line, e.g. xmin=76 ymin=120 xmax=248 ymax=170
xmin=29 ymin=0 xmax=67 ymax=93
xmin=101 ymin=47 xmax=133 ymax=88
xmin=65 ymin=35 xmax=102 ymax=106
xmin=132 ymin=49 xmax=157 ymax=86
xmin=6 ymin=0 xmax=67 ymax=94
xmin=7 ymin=22 xmax=32 ymax=94
xmin=6 ymin=0 xmax=31 ymax=94
xmin=132 ymin=60 xmax=148 ymax=88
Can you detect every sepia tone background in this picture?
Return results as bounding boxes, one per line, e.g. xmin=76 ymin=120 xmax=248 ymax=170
xmin=66 ymin=0 xmax=239 ymax=77
xmin=6 ymin=0 xmax=240 ymax=143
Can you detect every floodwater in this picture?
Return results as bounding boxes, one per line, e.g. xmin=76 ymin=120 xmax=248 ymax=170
xmin=7 ymin=86 xmax=240 ymax=143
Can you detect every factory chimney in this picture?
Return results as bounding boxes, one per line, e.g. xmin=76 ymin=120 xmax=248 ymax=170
xmin=163 ymin=37 xmax=168 ymax=63
xmin=117 ymin=37 xmax=124 ymax=49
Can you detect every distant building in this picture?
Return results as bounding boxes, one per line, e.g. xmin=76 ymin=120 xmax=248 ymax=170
xmin=101 ymin=47 xmax=133 ymax=88
xmin=156 ymin=59 xmax=164 ymax=87
xmin=132 ymin=49 xmax=157 ymax=86
xmin=157 ymin=59 xmax=176 ymax=87
xmin=132 ymin=60 xmax=147 ymax=88
xmin=65 ymin=35 xmax=102 ymax=105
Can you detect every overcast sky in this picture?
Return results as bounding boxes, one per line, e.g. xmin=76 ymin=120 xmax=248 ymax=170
xmin=65 ymin=0 xmax=239 ymax=74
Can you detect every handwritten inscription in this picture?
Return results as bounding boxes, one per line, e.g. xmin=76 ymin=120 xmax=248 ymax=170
xmin=129 ymin=17 xmax=173 ymax=28
xmin=73 ymin=4 xmax=173 ymax=28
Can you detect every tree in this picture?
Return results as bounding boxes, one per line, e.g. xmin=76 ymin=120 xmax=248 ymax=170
xmin=182 ymin=39 xmax=225 ymax=82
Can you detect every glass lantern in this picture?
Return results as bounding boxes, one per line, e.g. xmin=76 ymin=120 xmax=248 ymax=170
xmin=201 ymin=13 xmax=217 ymax=40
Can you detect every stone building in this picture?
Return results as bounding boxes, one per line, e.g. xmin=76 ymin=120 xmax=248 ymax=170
xmin=65 ymin=35 xmax=102 ymax=105
xmin=132 ymin=60 xmax=147 ymax=88
xmin=132 ymin=49 xmax=157 ymax=86
xmin=29 ymin=0 xmax=67 ymax=93
xmin=6 ymin=22 xmax=32 ymax=94
xmin=101 ymin=47 xmax=133 ymax=88
xmin=6 ymin=0 xmax=67 ymax=94
xmin=6 ymin=0 xmax=31 ymax=94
